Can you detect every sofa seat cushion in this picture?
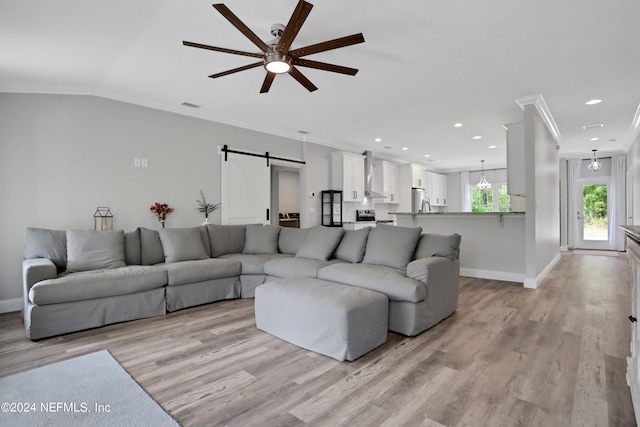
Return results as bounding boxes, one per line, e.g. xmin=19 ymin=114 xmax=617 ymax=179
xmin=163 ymin=259 xmax=241 ymax=286
xmin=219 ymin=253 xmax=291 ymax=275
xmin=317 ymin=263 xmax=426 ymax=303
xmin=29 ymin=266 xmax=168 ymax=305
xmin=264 ymin=257 xmax=345 ymax=279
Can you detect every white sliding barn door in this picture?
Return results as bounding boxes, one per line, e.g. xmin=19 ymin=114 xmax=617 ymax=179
xmin=221 ymin=152 xmax=270 ymax=225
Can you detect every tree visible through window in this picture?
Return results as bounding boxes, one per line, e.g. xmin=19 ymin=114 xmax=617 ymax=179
xmin=471 ymin=184 xmax=511 ymax=212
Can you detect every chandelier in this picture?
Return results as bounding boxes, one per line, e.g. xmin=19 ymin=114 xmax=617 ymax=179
xmin=477 ymin=160 xmax=491 ymax=190
xmin=588 ymin=149 xmax=601 ymax=172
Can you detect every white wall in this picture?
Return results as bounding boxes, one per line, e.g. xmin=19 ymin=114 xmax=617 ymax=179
xmin=0 ymin=93 xmax=323 ymax=306
xmin=278 ymin=170 xmax=300 ymax=213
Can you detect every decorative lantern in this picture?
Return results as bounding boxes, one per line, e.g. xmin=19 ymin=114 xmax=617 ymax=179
xmin=94 ymin=207 xmax=113 ymax=231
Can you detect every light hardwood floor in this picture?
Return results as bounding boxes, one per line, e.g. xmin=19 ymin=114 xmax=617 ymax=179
xmin=0 ymin=253 xmax=636 ymax=426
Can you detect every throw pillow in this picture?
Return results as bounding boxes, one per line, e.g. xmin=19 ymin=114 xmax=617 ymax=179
xmin=124 ymin=228 xmax=141 ymax=265
xmin=140 ymin=227 xmax=165 ymax=265
xmin=206 ymin=224 xmax=247 ymax=257
xmin=243 ymin=225 xmax=281 ymax=254
xmin=278 ymin=227 xmax=308 ymax=255
xmin=66 ymin=230 xmax=126 ymax=272
xmin=414 ymin=233 xmax=462 ymax=260
xmin=362 ymin=224 xmax=422 ymax=269
xmin=159 ymin=227 xmax=209 ymax=263
xmin=296 ymin=226 xmax=345 ymax=261
xmin=335 ymin=227 xmax=371 ymax=263
xmin=23 ymin=227 xmax=67 ymax=272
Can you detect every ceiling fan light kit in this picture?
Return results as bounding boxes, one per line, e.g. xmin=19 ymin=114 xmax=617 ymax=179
xmin=183 ymin=1 xmax=365 ymax=93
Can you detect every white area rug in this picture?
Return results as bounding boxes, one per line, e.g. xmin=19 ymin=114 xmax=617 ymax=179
xmin=0 ymin=350 xmax=178 ymax=427
xmin=572 ymin=249 xmax=620 ymax=257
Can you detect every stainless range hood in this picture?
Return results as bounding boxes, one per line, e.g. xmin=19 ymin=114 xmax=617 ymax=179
xmin=363 ymin=151 xmax=386 ymax=199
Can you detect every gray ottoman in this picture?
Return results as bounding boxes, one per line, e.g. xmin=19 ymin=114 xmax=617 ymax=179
xmin=254 ymin=278 xmax=388 ymax=361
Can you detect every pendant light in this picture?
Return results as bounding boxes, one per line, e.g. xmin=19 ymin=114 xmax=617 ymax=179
xmin=588 ymin=149 xmax=601 ymax=172
xmin=477 ymin=160 xmax=491 ymax=190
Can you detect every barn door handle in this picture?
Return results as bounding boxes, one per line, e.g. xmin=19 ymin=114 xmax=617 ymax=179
xmin=266 ymin=208 xmax=270 ymax=221
xmin=630 ymin=315 xmax=637 ymax=323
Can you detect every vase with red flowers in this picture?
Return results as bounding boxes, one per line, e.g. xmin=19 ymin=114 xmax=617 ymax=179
xmin=150 ymin=202 xmax=173 ymax=228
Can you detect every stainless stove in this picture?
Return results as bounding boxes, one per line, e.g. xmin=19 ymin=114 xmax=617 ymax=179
xmin=356 ymin=209 xmax=376 ymax=222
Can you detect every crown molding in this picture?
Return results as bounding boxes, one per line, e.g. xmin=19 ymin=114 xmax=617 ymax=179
xmin=515 ymin=93 xmax=563 ymax=146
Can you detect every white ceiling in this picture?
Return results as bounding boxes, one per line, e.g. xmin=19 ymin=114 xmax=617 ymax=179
xmin=2 ymin=0 xmax=640 ymax=172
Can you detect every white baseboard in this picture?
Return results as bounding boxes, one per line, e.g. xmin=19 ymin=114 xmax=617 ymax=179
xmin=460 ymin=268 xmax=524 ymax=284
xmin=524 ymin=253 xmax=562 ymax=289
xmin=0 ymin=298 xmax=22 ymax=314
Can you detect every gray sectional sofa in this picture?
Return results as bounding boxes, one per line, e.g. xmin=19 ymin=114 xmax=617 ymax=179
xmin=22 ymin=224 xmax=461 ymax=340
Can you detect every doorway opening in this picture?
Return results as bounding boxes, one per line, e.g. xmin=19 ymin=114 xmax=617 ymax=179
xmin=271 ymin=165 xmax=301 ymax=228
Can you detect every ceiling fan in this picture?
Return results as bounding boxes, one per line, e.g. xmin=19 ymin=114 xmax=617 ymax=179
xmin=183 ymin=1 xmax=365 ymax=93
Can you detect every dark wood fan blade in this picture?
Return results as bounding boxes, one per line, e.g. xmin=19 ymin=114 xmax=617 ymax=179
xmin=289 ymin=33 xmax=365 ymax=58
xmin=293 ymin=58 xmax=358 ymax=75
xmin=212 ymin=4 xmax=269 ymax=53
xmin=260 ymin=72 xmax=276 ymax=93
xmin=209 ymin=61 xmax=263 ymax=79
xmin=276 ymin=0 xmax=313 ymax=53
xmin=183 ymin=41 xmax=264 ymax=59
xmin=289 ymin=66 xmax=318 ymax=92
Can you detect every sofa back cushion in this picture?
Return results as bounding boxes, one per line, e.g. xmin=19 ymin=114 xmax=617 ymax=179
xmin=278 ymin=227 xmax=308 ymax=255
xmin=413 ymin=233 xmax=462 ymax=260
xmin=362 ymin=224 xmax=422 ymax=269
xmin=295 ymin=226 xmax=344 ymax=261
xmin=140 ymin=227 xmax=165 ymax=265
xmin=335 ymin=227 xmax=371 ymax=263
xmin=243 ymin=225 xmax=281 ymax=254
xmin=124 ymin=228 xmax=141 ymax=265
xmin=23 ymin=227 xmax=67 ymax=272
xmin=206 ymin=224 xmax=246 ymax=257
xmin=159 ymin=227 xmax=209 ymax=263
xmin=66 ymin=230 xmax=126 ymax=272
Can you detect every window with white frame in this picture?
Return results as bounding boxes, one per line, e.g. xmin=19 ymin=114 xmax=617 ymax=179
xmin=471 ymin=183 xmax=511 ymax=212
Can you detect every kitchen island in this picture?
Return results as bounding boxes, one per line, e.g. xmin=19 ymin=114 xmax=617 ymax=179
xmin=394 ymin=212 xmax=526 ymax=283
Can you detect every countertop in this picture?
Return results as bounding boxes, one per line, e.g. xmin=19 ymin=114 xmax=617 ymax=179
xmin=621 ymin=225 xmax=640 ymax=244
xmin=392 ymin=211 xmax=526 ymax=216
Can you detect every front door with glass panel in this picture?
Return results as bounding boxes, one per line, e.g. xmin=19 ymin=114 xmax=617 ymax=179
xmin=576 ymin=179 xmax=610 ymax=250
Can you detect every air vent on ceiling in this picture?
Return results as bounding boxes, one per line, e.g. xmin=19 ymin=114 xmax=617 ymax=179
xmin=181 ymin=102 xmax=200 ymax=109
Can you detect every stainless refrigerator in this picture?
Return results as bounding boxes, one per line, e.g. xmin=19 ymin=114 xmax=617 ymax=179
xmin=412 ymin=188 xmax=428 ymax=213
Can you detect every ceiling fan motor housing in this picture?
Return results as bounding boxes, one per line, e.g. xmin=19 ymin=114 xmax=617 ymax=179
xmin=270 ymin=23 xmax=285 ymax=38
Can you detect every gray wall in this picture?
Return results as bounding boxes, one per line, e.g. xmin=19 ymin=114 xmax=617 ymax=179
xmin=0 ymin=93 xmax=326 ymax=306
xmin=629 ymin=136 xmax=640 ymax=224
xmin=524 ymin=104 xmax=560 ymax=284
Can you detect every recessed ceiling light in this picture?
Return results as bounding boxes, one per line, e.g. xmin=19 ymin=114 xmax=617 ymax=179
xmin=402 ymin=147 xmax=409 ymax=151
xmin=583 ymin=124 xmax=604 ymax=130
xmin=454 ymin=123 xmax=464 ymax=128
xmin=586 ymin=99 xmax=602 ymax=105
xmin=590 ymin=137 xmax=599 ymax=141
xmin=374 ymin=138 xmax=382 ymax=142
xmin=472 ymin=135 xmax=483 ymax=140
xmin=488 ymin=145 xmax=497 ymax=149
xmin=424 ymin=154 xmax=430 ymax=158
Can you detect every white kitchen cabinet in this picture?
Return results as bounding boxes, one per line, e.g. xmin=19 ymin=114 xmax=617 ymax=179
xmin=331 ymin=151 xmax=365 ymax=202
xmin=626 ymin=234 xmax=640 ymax=425
xmin=427 ymin=172 xmax=448 ymax=206
xmin=373 ymin=160 xmax=400 ymax=204
xmin=411 ymin=164 xmax=427 ymax=189
xmin=505 ymin=122 xmax=525 ymax=197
